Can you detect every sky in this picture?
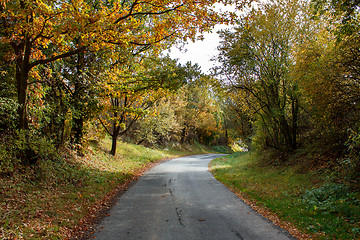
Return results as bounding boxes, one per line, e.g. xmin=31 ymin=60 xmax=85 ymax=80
xmin=165 ymin=1 xmax=265 ymax=74
xmin=165 ymin=3 xmax=239 ymax=74
xmin=166 ymin=24 xmax=229 ymax=74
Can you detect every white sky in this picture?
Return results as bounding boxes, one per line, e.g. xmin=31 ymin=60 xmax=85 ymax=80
xmin=166 ymin=3 xmax=239 ymax=74
xmin=166 ymin=24 xmax=228 ymax=74
xmin=165 ymin=1 xmax=265 ymax=74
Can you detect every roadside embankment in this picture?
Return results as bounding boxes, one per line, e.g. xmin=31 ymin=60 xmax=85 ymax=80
xmin=210 ymin=152 xmax=360 ymax=240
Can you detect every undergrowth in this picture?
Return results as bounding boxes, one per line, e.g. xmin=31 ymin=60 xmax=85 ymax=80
xmin=0 ymin=138 xmax=210 ymax=239
xmin=210 ymin=152 xmax=360 ymax=240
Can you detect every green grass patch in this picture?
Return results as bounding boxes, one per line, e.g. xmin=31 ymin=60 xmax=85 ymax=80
xmin=0 ymin=139 xmax=210 ymax=239
xmin=209 ymin=152 xmax=360 ymax=240
xmin=210 ymin=145 xmax=234 ymax=154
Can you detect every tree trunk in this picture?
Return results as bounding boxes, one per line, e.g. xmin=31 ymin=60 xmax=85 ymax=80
xmin=16 ymin=66 xmax=29 ymax=129
xmin=291 ymin=98 xmax=298 ymax=150
xmin=181 ymin=125 xmax=187 ymax=144
xmin=14 ymin=36 xmax=32 ymax=130
xmin=279 ymin=114 xmax=293 ymax=151
xmin=110 ymin=124 xmax=120 ymax=156
xmin=110 ymin=132 xmax=118 ymax=156
xmin=71 ymin=50 xmax=85 ymax=144
xmin=71 ymin=115 xmax=84 ymax=144
xmin=225 ymin=129 xmax=229 ymax=145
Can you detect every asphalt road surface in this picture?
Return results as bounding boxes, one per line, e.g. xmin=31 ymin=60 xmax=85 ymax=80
xmin=92 ymin=154 xmax=295 ymax=240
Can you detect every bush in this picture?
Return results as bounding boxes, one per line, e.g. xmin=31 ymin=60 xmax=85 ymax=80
xmin=0 ymin=97 xmax=18 ymax=131
xmin=13 ymin=130 xmax=59 ymax=165
xmin=0 ymin=143 xmax=18 ymax=174
xmin=302 ymin=183 xmax=359 ymax=218
xmin=211 ymin=145 xmax=233 ymax=154
xmin=345 ymin=128 xmax=360 ymax=180
xmin=0 ymin=130 xmax=59 ymax=173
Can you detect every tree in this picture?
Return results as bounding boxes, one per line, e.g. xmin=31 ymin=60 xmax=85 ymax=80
xmin=133 ymin=96 xmax=183 ymax=147
xmin=127 ymin=62 xmax=225 ymax=147
xmin=0 ymin=42 xmax=17 ymax=132
xmin=215 ymin=0 xmax=304 ymax=152
xmin=61 ymin=50 xmax=104 ymax=144
xmin=219 ymin=91 xmax=254 ymax=148
xmin=176 ymin=74 xmax=223 ymax=145
xmin=0 ymin=0 xmax=229 ymax=130
xmin=311 ymin=0 xmax=360 ymax=35
xmin=99 ymin=55 xmax=187 ymax=155
xmin=292 ymin=11 xmax=360 ymax=158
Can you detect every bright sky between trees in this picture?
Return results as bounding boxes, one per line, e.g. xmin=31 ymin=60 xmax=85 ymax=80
xmin=166 ymin=24 xmax=227 ymax=74
xmin=166 ymin=1 xmax=265 ymax=74
xmin=166 ymin=3 xmax=239 ymax=74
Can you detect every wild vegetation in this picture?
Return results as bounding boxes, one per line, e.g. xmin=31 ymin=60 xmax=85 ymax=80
xmin=0 ymin=139 xmax=213 ymax=239
xmin=1 ymin=0 xmax=232 ymax=238
xmin=214 ymin=0 xmax=360 ymax=182
xmin=1 ymin=0 xmax=360 ymax=239
xmin=210 ymin=153 xmax=360 ymax=239
xmin=209 ymin=0 xmax=360 ymax=238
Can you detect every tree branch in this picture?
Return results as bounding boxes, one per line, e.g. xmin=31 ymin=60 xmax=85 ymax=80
xmin=98 ymin=117 xmax=113 ymax=137
xmin=29 ymin=46 xmax=87 ymax=69
xmin=114 ymin=3 xmax=183 ymax=24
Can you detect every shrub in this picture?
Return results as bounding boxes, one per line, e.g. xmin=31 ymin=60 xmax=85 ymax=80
xmin=302 ymin=183 xmax=359 ymax=219
xmin=0 ymin=130 xmax=59 ymax=173
xmin=13 ymin=130 xmax=59 ymax=165
xmin=0 ymin=97 xmax=18 ymax=131
xmin=345 ymin=128 xmax=360 ymax=180
xmin=0 ymin=143 xmax=18 ymax=174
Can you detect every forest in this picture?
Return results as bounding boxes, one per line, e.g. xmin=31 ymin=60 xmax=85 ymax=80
xmin=1 ymin=0 xmax=360 ymax=239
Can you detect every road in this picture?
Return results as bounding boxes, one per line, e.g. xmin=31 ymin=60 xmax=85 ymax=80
xmin=92 ymin=154 xmax=295 ymax=240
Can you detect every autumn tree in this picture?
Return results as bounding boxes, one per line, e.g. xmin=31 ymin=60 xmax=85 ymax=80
xmin=215 ymin=0 xmax=305 ymax=153
xmin=0 ymin=42 xmax=17 ymax=132
xmin=292 ymin=5 xmax=360 ymax=167
xmin=176 ymin=74 xmax=223 ymax=145
xmin=0 ymin=0 xmax=229 ymax=130
xmin=99 ymin=55 xmax=187 ymax=155
xmin=130 ymin=63 xmax=225 ymax=147
xmin=218 ymin=91 xmax=254 ymax=148
xmin=311 ymin=0 xmax=360 ymax=35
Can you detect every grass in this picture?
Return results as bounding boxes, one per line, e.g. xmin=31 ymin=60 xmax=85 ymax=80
xmin=0 ymin=139 xmax=211 ymax=239
xmin=209 ymin=152 xmax=360 ymax=240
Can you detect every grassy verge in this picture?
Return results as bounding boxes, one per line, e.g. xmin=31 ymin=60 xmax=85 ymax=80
xmin=0 ymin=139 xmax=210 ymax=239
xmin=209 ymin=152 xmax=360 ymax=240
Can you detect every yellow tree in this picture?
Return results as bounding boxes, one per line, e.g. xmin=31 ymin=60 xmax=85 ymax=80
xmin=0 ymin=0 xmax=233 ymax=129
xmin=175 ymin=74 xmax=223 ymax=145
xmin=99 ymin=54 xmax=186 ymax=155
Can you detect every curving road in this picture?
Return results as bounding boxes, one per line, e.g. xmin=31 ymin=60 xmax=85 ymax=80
xmin=92 ymin=154 xmax=295 ymax=240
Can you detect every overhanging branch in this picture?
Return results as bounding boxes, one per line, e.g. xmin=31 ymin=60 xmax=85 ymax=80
xmin=29 ymin=46 xmax=87 ymax=69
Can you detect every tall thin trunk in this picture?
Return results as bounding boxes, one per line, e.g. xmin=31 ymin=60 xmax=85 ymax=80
xmin=71 ymin=49 xmax=85 ymax=144
xmin=110 ymin=98 xmax=120 ymax=155
xmin=15 ymin=37 xmax=32 ymax=130
xmin=225 ymin=129 xmax=229 ymax=145
xmin=72 ymin=116 xmax=84 ymax=144
xmin=110 ymin=130 xmax=119 ymax=156
xmin=16 ymin=66 xmax=29 ymax=129
xmin=291 ymin=98 xmax=298 ymax=150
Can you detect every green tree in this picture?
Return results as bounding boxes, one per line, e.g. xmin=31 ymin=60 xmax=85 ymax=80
xmin=133 ymin=97 xmax=182 ymax=147
xmin=293 ymin=12 xmax=360 ymax=160
xmin=311 ymin=0 xmax=360 ymax=35
xmin=177 ymin=74 xmax=223 ymax=145
xmin=215 ymin=0 xmax=304 ymax=152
